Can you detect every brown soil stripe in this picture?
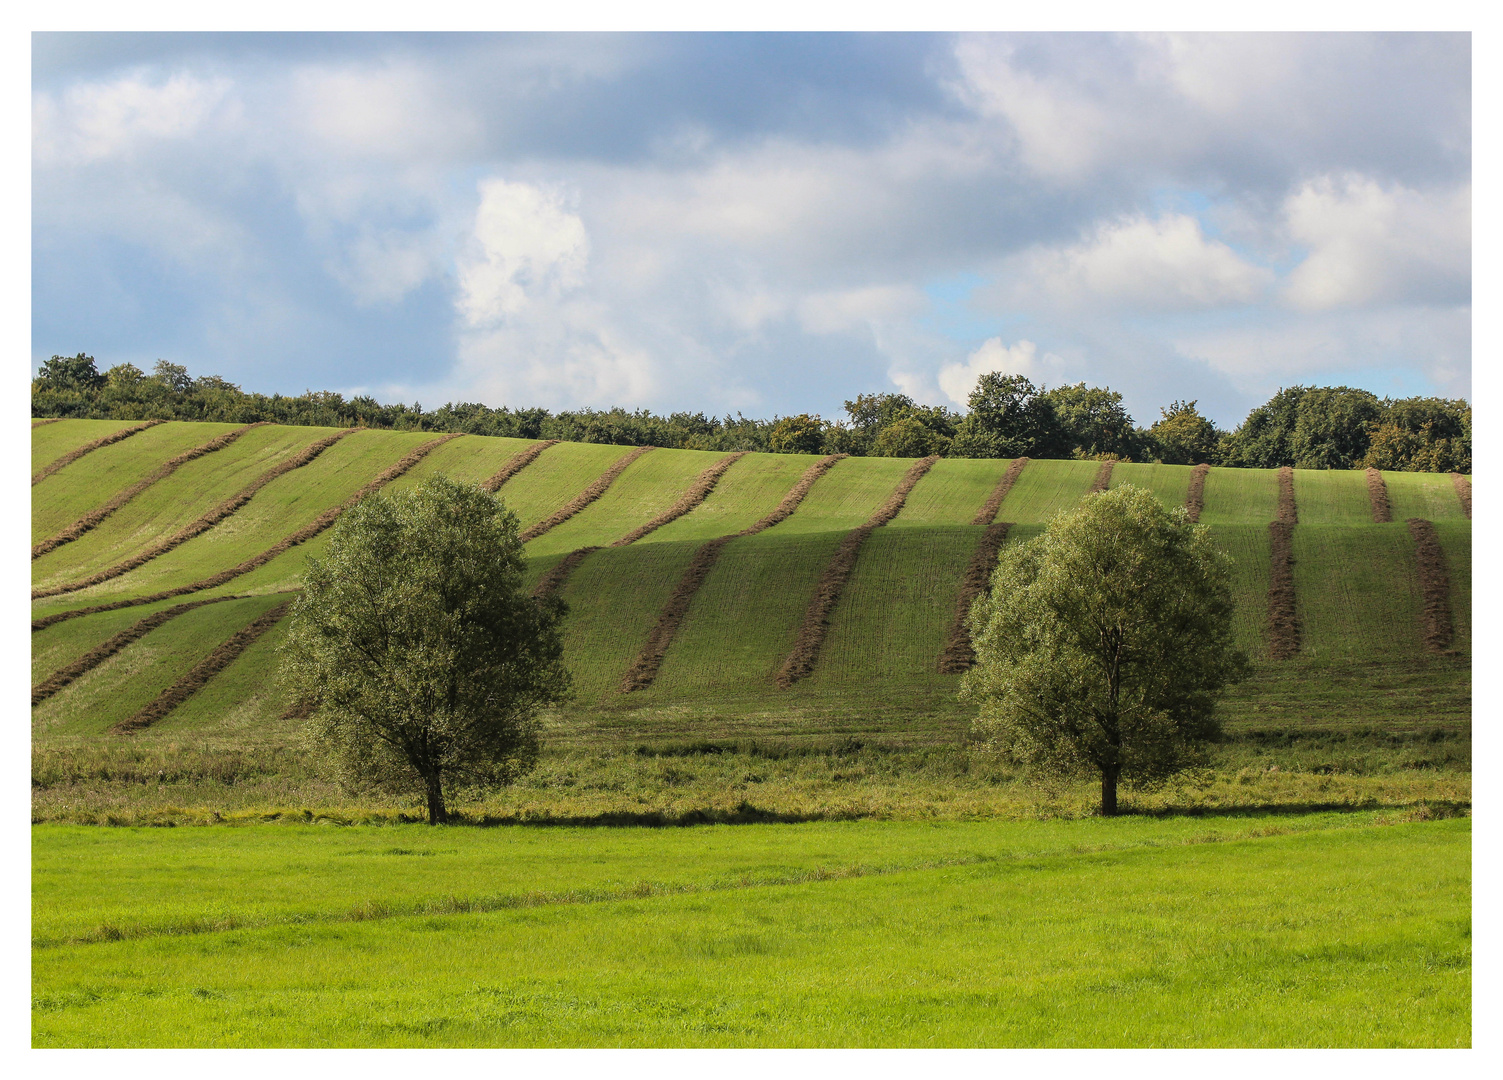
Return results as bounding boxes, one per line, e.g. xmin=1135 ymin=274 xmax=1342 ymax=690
xmin=1267 ymin=521 xmax=1300 ymax=660
xmin=1365 ymin=467 xmax=1393 ymax=523
xmin=972 ymin=458 xmax=1028 ymax=526
xmin=1088 ymin=460 xmax=1114 ymax=494
xmin=31 ymin=594 xmax=248 ymax=706
xmin=481 ymin=440 xmax=560 ymax=493
xmin=32 ymin=418 xmax=63 ymax=428
xmin=31 ymin=434 xmax=460 ymax=632
xmin=110 ymin=599 xmax=294 ymax=733
xmin=1407 ymin=518 xmax=1455 ymax=653
xmin=32 ymin=427 xmax=359 ymax=601
xmin=937 ymin=521 xmax=1012 ymax=674
xmin=1451 ymin=473 xmax=1471 ymax=519
xmin=531 ymin=546 xmax=604 ymax=600
xmin=1276 ymin=466 xmax=1297 ymax=524
xmin=33 ymin=423 xmax=270 ymax=560
xmin=1185 ymin=464 xmax=1210 ymax=523
xmin=611 ymin=452 xmax=748 ymax=547
xmin=32 ymin=420 xmax=165 ymax=486
xmin=619 ymin=454 xmax=850 ymax=693
xmin=776 ymin=455 xmax=940 ymax=688
xmin=519 ymin=446 xmax=656 ymax=543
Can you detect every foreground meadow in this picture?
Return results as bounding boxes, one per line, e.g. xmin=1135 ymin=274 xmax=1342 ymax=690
xmin=33 ymin=814 xmax=1469 ymax=1047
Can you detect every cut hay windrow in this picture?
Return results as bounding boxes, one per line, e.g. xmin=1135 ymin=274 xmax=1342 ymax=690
xmin=32 ymin=427 xmax=358 ymax=600
xmin=31 ymin=594 xmax=249 ymax=707
xmin=971 ymin=458 xmax=1028 ymax=526
xmin=1267 ymin=522 xmax=1300 ymax=661
xmin=31 ymin=420 xmax=165 ymax=486
xmin=1407 ymin=518 xmax=1455 ymax=654
xmin=1088 ymin=459 xmax=1115 ymax=494
xmin=480 ymin=440 xmax=560 ymax=493
xmin=519 ymin=445 xmax=656 ymax=543
xmin=32 ymin=418 xmax=63 ymax=428
xmin=619 ymin=454 xmax=850 ymax=693
xmin=1185 ymin=464 xmax=1210 ymax=522
xmin=32 ymin=422 xmax=269 ymax=560
xmin=532 ymin=547 xmax=602 ymax=599
xmin=31 ymin=434 xmax=460 ymax=632
xmin=109 ymin=599 xmax=294 ymax=734
xmin=776 ymin=455 xmax=940 ymax=688
xmin=1276 ymin=466 xmax=1298 ymax=524
xmin=936 ymin=521 xmax=1012 ymax=674
xmin=1365 ymin=468 xmax=1393 ymax=523
xmin=1451 ymin=473 xmax=1471 ymax=519
xmin=611 ymin=452 xmax=748 ymax=547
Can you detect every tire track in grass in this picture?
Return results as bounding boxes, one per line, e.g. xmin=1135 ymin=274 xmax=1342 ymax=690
xmin=518 ymin=446 xmax=655 ymax=543
xmin=32 ymin=427 xmax=357 ymax=600
xmin=480 ymin=440 xmax=559 ymax=493
xmin=971 ymin=458 xmax=1028 ymax=526
xmin=1089 ymin=460 xmax=1114 ymax=494
xmin=937 ymin=522 xmax=1012 ymax=674
xmin=776 ymin=455 xmax=940 ymax=688
xmin=1185 ymin=464 xmax=1210 ymax=522
xmin=1366 ymin=468 xmax=1393 ymax=523
xmin=32 ymin=434 xmax=460 ymax=632
xmin=621 ymin=454 xmax=849 ymax=692
xmin=110 ymin=599 xmax=295 ymax=733
xmin=1451 ymin=473 xmax=1471 ymax=518
xmin=33 ymin=423 xmax=270 ymax=560
xmin=1267 ymin=466 xmax=1300 ymax=661
xmin=1407 ymin=518 xmax=1455 ymax=653
xmin=31 ymin=420 xmax=165 ymax=486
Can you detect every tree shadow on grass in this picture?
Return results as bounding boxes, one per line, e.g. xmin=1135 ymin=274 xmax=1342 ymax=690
xmin=1117 ymin=799 xmax=1470 ymax=821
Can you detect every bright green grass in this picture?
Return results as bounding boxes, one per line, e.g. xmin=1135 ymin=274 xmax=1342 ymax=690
xmin=766 ymin=456 xmax=915 ymax=534
xmin=1204 ymin=525 xmax=1272 ymax=659
xmin=31 ymin=422 xmax=245 ymax=543
xmin=383 ymin=433 xmax=540 ymax=493
xmin=31 ymin=419 xmax=144 ymax=472
xmin=152 ymin=617 xmax=296 ymax=737
xmin=1108 ymin=462 xmax=1194 ymax=512
xmin=643 ymin=451 xmax=822 ymax=544
xmin=527 ymin=447 xmax=729 ymax=557
xmin=31 ymin=425 xmax=341 ymax=590
xmin=1433 ymin=520 xmax=1472 ymax=654
xmin=1383 ymin=471 xmax=1469 ymax=522
xmin=890 ymin=458 xmax=1014 ymax=526
xmin=1198 ymin=467 xmax=1279 ymax=525
xmin=1292 ymin=524 xmax=1424 ymax=661
xmin=1292 ymin=469 xmax=1374 ymax=525
xmin=32 ymin=594 xmax=292 ymax=737
xmin=987 ymin=458 xmax=1098 ymax=523
xmin=489 ymin=442 xmax=635 ymax=532
xmin=31 ymin=818 xmax=1469 ymax=1047
xmin=30 ymin=595 xmax=211 ymax=688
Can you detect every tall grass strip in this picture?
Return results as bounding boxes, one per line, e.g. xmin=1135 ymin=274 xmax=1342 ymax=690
xmin=1407 ymin=519 xmax=1455 ymax=653
xmin=777 ymin=456 xmax=940 ymax=688
xmin=32 ymin=423 xmax=269 ymax=560
xmin=611 ymin=452 xmax=748 ymax=547
xmin=31 ymin=428 xmax=357 ymax=600
xmin=31 ymin=435 xmax=460 ymax=632
xmin=109 ymin=600 xmax=294 ymax=733
xmin=30 ymin=595 xmax=249 ymax=706
xmin=1451 ymin=473 xmax=1471 ymax=519
xmin=620 ymin=454 xmax=849 ymax=692
xmin=1267 ymin=522 xmax=1300 ymax=660
xmin=519 ymin=446 xmax=656 ymax=543
xmin=1185 ymin=464 xmax=1210 ymax=522
xmin=1276 ymin=466 xmax=1298 ymax=524
xmin=1089 ymin=460 xmax=1114 ymax=494
xmin=532 ymin=547 xmax=602 ymax=599
xmin=1366 ymin=468 xmax=1393 ymax=523
xmin=937 ymin=522 xmax=1013 ymax=673
xmin=31 ymin=418 xmax=63 ymax=428
xmin=31 ymin=420 xmax=164 ymax=486
xmin=971 ymin=458 xmax=1028 ymax=526
xmin=480 ymin=440 xmax=559 ymax=493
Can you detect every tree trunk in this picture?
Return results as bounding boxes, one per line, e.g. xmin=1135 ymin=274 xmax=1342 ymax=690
xmin=424 ymin=772 xmax=447 ymax=825
xmin=1100 ymin=766 xmax=1119 ymax=817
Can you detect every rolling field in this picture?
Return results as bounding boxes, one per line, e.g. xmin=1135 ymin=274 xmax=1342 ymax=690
xmin=1292 ymin=468 xmax=1376 ymax=524
xmin=31 ymin=418 xmax=144 ymax=471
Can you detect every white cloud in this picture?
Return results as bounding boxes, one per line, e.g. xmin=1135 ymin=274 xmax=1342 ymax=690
xmin=797 ymin=285 xmax=927 ymax=335
xmin=34 ymin=71 xmax=234 ymax=166
xmin=456 ymin=179 xmax=590 ymax=327
xmin=938 ymin=338 xmax=1065 ymax=406
xmin=289 ymin=63 xmax=480 ymax=162
xmin=1281 ymin=174 xmax=1471 ymax=311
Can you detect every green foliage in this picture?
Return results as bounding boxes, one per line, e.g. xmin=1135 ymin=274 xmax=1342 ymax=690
xmin=36 ymin=353 xmax=106 ymax=391
xmin=872 ymin=414 xmax=951 ymax=457
xmin=964 ymin=486 xmax=1249 ymax=813
xmin=949 ymin=373 xmax=1062 ymax=458
xmin=1149 ymin=399 xmax=1221 ymax=465
xmin=1043 ymin=382 xmax=1140 ymax=460
xmin=280 ymin=476 xmax=570 ymax=823
xmin=840 ymin=392 xmax=957 ymax=457
xmin=767 ymin=413 xmax=827 ymax=455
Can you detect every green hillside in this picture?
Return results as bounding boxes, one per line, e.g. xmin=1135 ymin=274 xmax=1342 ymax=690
xmin=31 ymin=419 xmax=1472 ymax=754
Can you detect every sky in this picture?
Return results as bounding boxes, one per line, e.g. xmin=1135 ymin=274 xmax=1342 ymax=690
xmin=31 ymin=31 xmax=1472 ymax=430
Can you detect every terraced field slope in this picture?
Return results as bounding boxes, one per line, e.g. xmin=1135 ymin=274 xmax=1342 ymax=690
xmin=31 ymin=420 xmax=1471 ymax=746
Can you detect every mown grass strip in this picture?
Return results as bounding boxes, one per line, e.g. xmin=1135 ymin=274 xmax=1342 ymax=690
xmin=1185 ymin=463 xmax=1210 ymax=522
xmin=1089 ymin=460 xmax=1114 ymax=494
xmin=532 ymin=547 xmax=602 ymax=599
xmin=32 ymin=417 xmax=63 ymax=428
xmin=110 ymin=599 xmax=295 ymax=733
xmin=1268 ymin=468 xmax=1301 ymax=660
xmin=611 ymin=452 xmax=748 ymax=547
xmin=777 ymin=456 xmax=939 ymax=688
xmin=31 ymin=420 xmax=164 ymax=486
xmin=1276 ymin=466 xmax=1298 ymax=525
xmin=480 ymin=440 xmax=559 ymax=493
xmin=1451 ymin=473 xmax=1471 ymax=518
xmin=1406 ymin=519 xmax=1455 ymax=654
xmin=937 ymin=522 xmax=1012 ymax=674
xmin=1366 ymin=468 xmax=1393 ymax=523
xmin=519 ymin=446 xmax=656 ymax=543
xmin=620 ymin=454 xmax=849 ymax=693
xmin=32 ymin=428 xmax=357 ymax=600
xmin=32 ymin=423 xmax=269 ymax=560
xmin=971 ymin=458 xmax=1028 ymax=526
xmin=32 ymin=435 xmax=460 ymax=632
